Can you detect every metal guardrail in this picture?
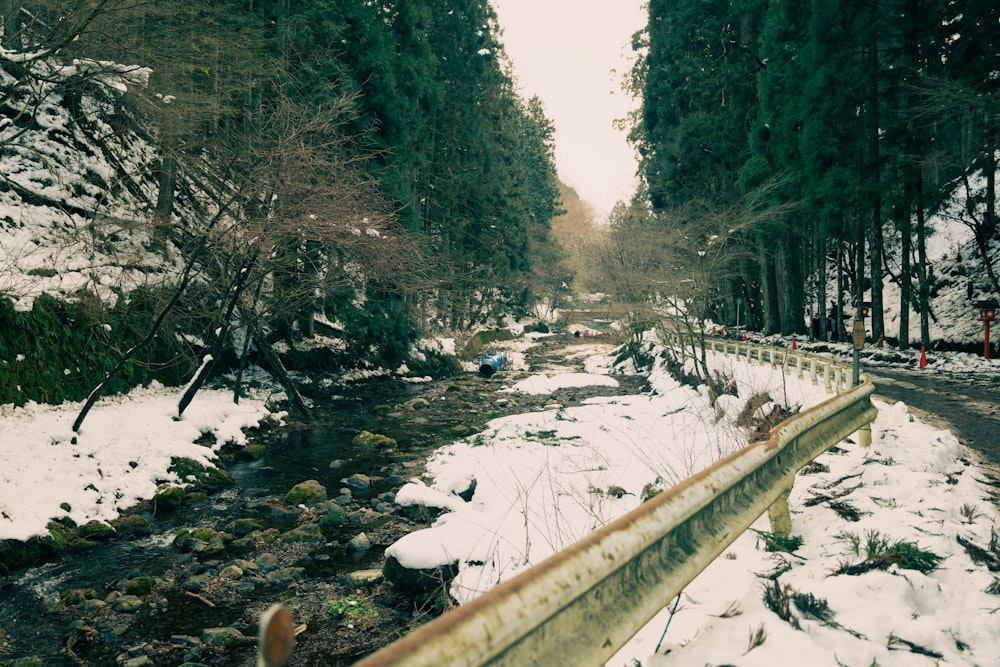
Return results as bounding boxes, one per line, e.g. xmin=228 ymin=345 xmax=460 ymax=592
xmin=354 ymin=336 xmax=877 ymax=667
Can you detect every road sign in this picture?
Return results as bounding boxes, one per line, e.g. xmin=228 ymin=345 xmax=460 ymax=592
xmin=852 ymin=321 xmax=866 ymax=350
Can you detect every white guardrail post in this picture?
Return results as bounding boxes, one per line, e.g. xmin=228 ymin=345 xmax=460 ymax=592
xmin=354 ymin=333 xmax=877 ymax=667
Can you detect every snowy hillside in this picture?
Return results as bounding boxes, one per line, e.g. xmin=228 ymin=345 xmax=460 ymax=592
xmin=879 ymin=171 xmax=1000 ymax=347
xmin=0 ymin=53 xmax=180 ymax=311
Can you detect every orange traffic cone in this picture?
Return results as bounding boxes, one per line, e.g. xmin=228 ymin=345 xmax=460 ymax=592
xmin=878 ymin=332 xmax=884 ymax=348
xmin=743 ymin=332 xmax=748 ymax=342
xmin=791 ymin=337 xmax=798 ymax=350
xmin=919 ymin=347 xmax=928 ymax=368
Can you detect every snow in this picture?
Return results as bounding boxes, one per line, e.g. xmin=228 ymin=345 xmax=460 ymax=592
xmin=0 ymin=383 xmax=275 ymax=542
xmin=500 ymin=371 xmax=620 ymax=395
xmin=386 ymin=338 xmax=1000 ymax=666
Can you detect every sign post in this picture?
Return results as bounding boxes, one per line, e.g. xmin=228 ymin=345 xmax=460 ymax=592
xmin=976 ymin=299 xmax=998 ymax=360
xmin=852 ymin=320 xmax=865 ymax=387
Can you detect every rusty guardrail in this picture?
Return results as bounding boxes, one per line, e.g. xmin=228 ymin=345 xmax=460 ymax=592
xmin=353 ymin=336 xmax=876 ymax=667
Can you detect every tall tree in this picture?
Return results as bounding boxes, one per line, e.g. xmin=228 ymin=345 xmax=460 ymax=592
xmin=635 ymin=0 xmax=769 ymax=329
xmin=743 ymin=0 xmax=811 ymax=335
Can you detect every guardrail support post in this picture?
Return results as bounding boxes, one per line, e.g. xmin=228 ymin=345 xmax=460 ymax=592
xmin=859 ymin=424 xmax=872 ymax=448
xmin=767 ymin=488 xmax=793 ymax=537
xmin=823 ymin=364 xmax=833 ymax=393
xmin=810 ymin=359 xmax=818 ymax=385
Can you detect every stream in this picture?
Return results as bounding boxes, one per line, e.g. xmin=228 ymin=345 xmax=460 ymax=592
xmin=0 ymin=334 xmax=638 ymax=666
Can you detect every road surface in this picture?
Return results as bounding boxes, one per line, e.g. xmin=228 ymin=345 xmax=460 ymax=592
xmin=864 ymin=364 xmax=1000 ymax=476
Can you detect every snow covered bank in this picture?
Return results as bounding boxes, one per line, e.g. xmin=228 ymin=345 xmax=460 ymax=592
xmin=385 ymin=339 xmax=1000 ymax=665
xmin=0 ymin=384 xmax=277 ymax=541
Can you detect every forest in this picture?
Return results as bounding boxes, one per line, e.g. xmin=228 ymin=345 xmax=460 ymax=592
xmin=2 ymin=0 xmax=997 ymax=412
xmin=607 ymin=0 xmax=999 ymax=348
xmin=0 ymin=0 xmax=565 ymax=408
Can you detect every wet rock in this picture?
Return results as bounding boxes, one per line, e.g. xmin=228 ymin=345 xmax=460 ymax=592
xmin=183 ymin=573 xmax=213 ymax=592
xmin=110 ymin=514 xmax=150 ymax=538
xmin=279 ymin=523 xmax=324 ymax=543
xmin=373 ymin=500 xmax=395 ymax=514
xmin=383 ymin=555 xmax=458 ymax=596
xmin=170 ymin=635 xmax=201 ymax=648
xmin=122 ymin=656 xmax=153 ymax=667
xmin=256 ymin=552 xmax=279 ymax=572
xmin=346 ymin=568 xmax=383 ymax=585
xmin=329 ymin=459 xmax=346 ymax=470
xmin=333 ymin=491 xmax=353 ymax=506
xmin=265 ymin=567 xmax=304 ymax=587
xmin=285 ymin=479 xmax=328 ymax=506
xmin=456 ymin=478 xmax=477 ymax=502
xmin=348 ymin=508 xmax=383 ymax=525
xmin=82 ymin=598 xmax=106 ymax=611
xmin=112 ymin=595 xmax=143 ymax=613
xmin=232 ymin=558 xmax=259 ymax=573
xmin=347 ymin=533 xmax=371 ymax=551
xmin=352 ymin=430 xmax=398 ymax=449
xmin=124 ymin=576 xmax=153 ymax=596
xmin=200 ymin=626 xmax=245 ymax=647
xmin=219 ymin=565 xmax=243 ymax=580
xmin=226 ymin=517 xmax=262 ymax=538
xmin=173 ymin=528 xmax=230 ymax=555
xmin=268 ymin=505 xmax=300 ymax=523
xmin=153 ymin=484 xmax=185 ymax=510
xmin=237 ymin=576 xmax=267 ymax=594
xmin=122 ymin=655 xmax=155 ymax=667
xmin=343 ymin=473 xmax=372 ymax=491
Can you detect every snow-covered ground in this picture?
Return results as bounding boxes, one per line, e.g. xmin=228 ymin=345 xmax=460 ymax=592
xmin=0 ymin=383 xmax=276 ymax=542
xmin=387 ymin=335 xmax=1000 ymax=666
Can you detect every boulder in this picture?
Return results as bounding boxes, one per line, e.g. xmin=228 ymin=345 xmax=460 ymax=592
xmin=285 ymin=479 xmax=328 ymax=506
xmin=383 ymin=555 xmax=458 ymax=596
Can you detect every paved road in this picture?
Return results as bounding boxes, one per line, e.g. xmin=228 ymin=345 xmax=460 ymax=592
xmin=864 ymin=364 xmax=1000 ymax=474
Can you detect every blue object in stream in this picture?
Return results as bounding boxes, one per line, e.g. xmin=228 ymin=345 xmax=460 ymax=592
xmin=479 ymin=353 xmax=508 ymax=378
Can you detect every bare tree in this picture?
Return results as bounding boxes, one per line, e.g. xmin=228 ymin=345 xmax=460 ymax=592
xmin=70 ymin=85 xmax=429 ymax=430
xmin=597 ymin=182 xmax=794 ymax=377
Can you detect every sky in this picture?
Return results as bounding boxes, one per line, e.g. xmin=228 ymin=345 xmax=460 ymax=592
xmin=491 ymin=0 xmax=647 ymax=218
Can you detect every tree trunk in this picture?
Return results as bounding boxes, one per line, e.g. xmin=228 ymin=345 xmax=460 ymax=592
xmin=253 ymin=328 xmax=310 ymax=417
xmin=177 ymin=252 xmax=258 ymax=417
xmin=916 ymin=176 xmax=930 ymax=348
xmin=818 ymin=237 xmax=828 ymax=342
xmin=855 ymin=213 xmax=866 ymax=329
xmin=774 ymin=235 xmax=806 ymax=335
xmin=865 ymin=16 xmax=886 ymax=346
xmin=898 ymin=191 xmax=912 ymax=348
xmin=154 ymin=155 xmax=177 ymax=226
xmin=836 ymin=239 xmax=845 ymax=342
xmin=758 ymin=234 xmax=780 ymax=334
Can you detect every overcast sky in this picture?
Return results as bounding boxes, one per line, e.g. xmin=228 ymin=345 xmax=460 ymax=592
xmin=490 ymin=0 xmax=647 ymax=219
